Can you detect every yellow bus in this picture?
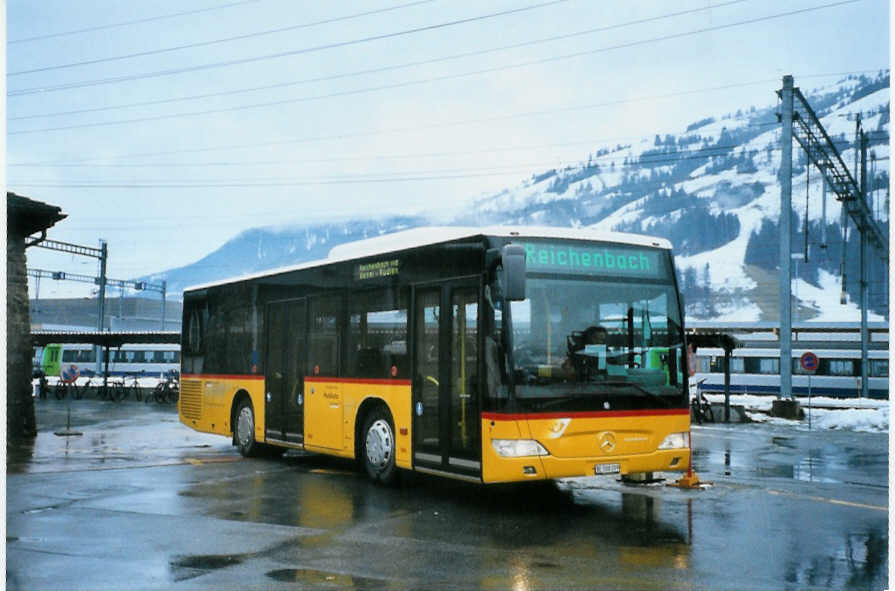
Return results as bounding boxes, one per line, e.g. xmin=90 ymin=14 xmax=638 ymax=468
xmin=179 ymin=227 xmax=691 ymax=484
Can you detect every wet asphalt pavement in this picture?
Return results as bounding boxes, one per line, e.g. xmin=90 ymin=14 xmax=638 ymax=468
xmin=6 ymin=399 xmax=889 ymax=590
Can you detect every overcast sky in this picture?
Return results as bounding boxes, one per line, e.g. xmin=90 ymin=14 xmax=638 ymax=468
xmin=6 ymin=0 xmax=889 ymax=298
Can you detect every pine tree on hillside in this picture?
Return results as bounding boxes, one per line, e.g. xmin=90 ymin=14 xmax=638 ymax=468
xmin=682 ymin=266 xmax=699 ymax=315
xmin=702 ymin=263 xmax=717 ymax=317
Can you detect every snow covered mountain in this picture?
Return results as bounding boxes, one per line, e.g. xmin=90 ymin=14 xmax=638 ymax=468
xmin=147 ymin=72 xmax=889 ymax=322
xmin=145 ymin=215 xmax=427 ymax=294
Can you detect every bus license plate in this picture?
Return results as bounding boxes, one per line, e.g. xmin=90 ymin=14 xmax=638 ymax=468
xmin=595 ymin=463 xmax=620 ymax=475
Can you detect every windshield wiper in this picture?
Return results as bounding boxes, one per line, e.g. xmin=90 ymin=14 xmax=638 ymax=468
xmin=534 ymin=393 xmax=600 ymax=410
xmin=601 ymin=381 xmax=674 ymax=407
xmin=531 ymin=381 xmax=675 ymax=410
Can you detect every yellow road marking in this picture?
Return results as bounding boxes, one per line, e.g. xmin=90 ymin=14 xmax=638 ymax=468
xmin=184 ymin=457 xmax=240 ymax=466
xmin=767 ymin=489 xmax=887 ymax=512
xmin=310 ymin=468 xmax=355 ymax=476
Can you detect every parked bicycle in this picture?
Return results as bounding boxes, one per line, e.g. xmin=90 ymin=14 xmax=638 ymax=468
xmin=110 ymin=372 xmax=145 ymax=402
xmin=690 ymin=391 xmax=715 ymax=424
xmin=151 ymin=370 xmax=179 ymax=404
xmin=55 ymin=377 xmax=91 ymax=401
xmin=95 ymin=378 xmax=116 ymax=401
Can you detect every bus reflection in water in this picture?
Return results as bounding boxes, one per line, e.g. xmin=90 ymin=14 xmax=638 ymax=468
xmin=178 ymin=227 xmax=692 ymax=484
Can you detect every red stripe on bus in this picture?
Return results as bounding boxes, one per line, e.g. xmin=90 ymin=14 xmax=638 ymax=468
xmin=482 ymin=408 xmax=690 ymax=421
xmin=181 ymin=373 xmax=264 ymax=381
xmin=304 ymin=377 xmax=412 ymax=386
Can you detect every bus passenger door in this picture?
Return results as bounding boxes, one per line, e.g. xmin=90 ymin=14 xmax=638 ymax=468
xmin=265 ymin=299 xmax=307 ymax=444
xmin=412 ymin=280 xmax=481 ymax=480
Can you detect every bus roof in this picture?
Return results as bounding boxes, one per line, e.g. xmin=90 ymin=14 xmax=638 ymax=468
xmin=184 ymin=226 xmax=673 ymax=293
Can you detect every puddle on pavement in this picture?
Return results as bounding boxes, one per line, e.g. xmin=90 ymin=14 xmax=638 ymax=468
xmin=22 ymin=506 xmax=58 ymax=514
xmin=531 ymin=561 xmax=560 ymax=569
xmin=771 ymin=436 xmax=796 ymax=448
xmin=266 ymin=568 xmax=386 ymax=589
xmin=169 ymin=553 xmax=247 ymax=582
xmin=173 ymin=554 xmax=245 ymax=569
xmin=297 ymin=533 xmax=337 ymax=548
xmin=177 ymin=488 xmax=243 ymax=501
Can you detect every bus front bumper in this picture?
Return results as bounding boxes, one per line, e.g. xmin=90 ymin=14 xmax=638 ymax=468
xmin=482 ymin=448 xmax=691 ymax=483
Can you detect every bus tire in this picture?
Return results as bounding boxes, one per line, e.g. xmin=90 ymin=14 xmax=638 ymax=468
xmin=235 ymin=399 xmax=259 ymax=457
xmin=361 ymin=407 xmax=397 ymax=485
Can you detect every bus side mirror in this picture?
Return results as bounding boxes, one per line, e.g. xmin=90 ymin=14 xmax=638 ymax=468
xmin=501 ymin=244 xmax=526 ymax=301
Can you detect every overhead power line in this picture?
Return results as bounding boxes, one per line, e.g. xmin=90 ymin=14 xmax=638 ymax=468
xmin=9 ymin=0 xmax=437 ymax=76
xmin=8 ymin=78 xmax=783 ymax=141
xmin=10 ymin=140 xmax=790 ymax=170
xmin=9 ymin=0 xmax=263 ymax=44
xmin=10 ymin=0 xmax=749 ymax=122
xmin=8 ymin=0 xmax=568 ymax=95
xmin=9 ymin=68 xmax=883 ymax=166
xmin=8 ymin=144 xmax=806 ymax=188
xmin=8 ymin=4 xmax=866 ymax=138
xmin=9 ymin=0 xmax=859 ymax=99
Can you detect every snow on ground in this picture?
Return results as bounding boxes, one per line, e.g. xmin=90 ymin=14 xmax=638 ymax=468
xmin=797 ymin=270 xmax=887 ymax=322
xmin=700 ymin=392 xmax=889 ymax=433
xmin=806 ymin=405 xmax=889 ymax=432
xmin=710 ymin=300 xmax=763 ymax=322
xmin=589 ymin=194 xmax=652 ymax=232
xmin=674 ymin=193 xmax=769 ymax=293
xmin=821 ymin=87 xmax=889 ymax=136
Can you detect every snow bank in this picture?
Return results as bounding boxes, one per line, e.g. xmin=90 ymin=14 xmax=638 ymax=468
xmin=700 ymin=392 xmax=889 ymax=432
xmin=806 ymin=405 xmax=889 ymax=433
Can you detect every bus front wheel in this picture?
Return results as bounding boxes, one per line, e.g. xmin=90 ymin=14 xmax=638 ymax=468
xmin=362 ymin=408 xmax=397 ymax=484
xmin=235 ymin=400 xmax=259 ymax=457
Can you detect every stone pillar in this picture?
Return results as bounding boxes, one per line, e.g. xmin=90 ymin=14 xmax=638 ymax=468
xmin=7 ymin=232 xmax=37 ymax=438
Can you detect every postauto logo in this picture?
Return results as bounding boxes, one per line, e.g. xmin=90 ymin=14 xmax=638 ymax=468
xmin=522 ymin=242 xmax=663 ymax=279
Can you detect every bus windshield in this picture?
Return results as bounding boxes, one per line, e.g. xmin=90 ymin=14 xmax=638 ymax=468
xmin=507 ymin=275 xmax=685 ymax=411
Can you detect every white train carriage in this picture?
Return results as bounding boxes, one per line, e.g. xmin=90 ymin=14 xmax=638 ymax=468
xmin=692 ymin=347 xmax=888 ymax=399
xmin=41 ymin=343 xmax=180 ymax=379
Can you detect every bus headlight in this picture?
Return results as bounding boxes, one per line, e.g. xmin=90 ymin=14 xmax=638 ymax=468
xmin=492 ymin=439 xmax=549 ymax=457
xmin=658 ymin=432 xmax=690 ymax=450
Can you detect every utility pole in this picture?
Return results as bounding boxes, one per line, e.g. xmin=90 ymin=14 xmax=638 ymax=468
xmin=161 ymin=280 xmax=167 ymax=330
xmin=96 ymin=240 xmax=108 ymax=376
xmin=858 ymin=121 xmax=869 ymax=398
xmin=780 ymin=77 xmax=888 ymax=401
xmin=778 ymin=75 xmax=794 ymax=402
xmin=820 ymin=169 xmax=827 ymax=248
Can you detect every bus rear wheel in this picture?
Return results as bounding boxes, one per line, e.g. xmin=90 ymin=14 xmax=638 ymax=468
xmin=362 ymin=408 xmax=397 ymax=484
xmin=235 ymin=400 xmax=259 ymax=457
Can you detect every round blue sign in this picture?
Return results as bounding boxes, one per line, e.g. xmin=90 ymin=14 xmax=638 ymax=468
xmin=61 ymin=364 xmax=80 ymax=383
xmin=800 ymin=352 xmax=819 ymax=372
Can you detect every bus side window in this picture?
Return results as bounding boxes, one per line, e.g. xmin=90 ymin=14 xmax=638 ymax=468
xmin=309 ymin=296 xmax=342 ymax=377
xmin=347 ymin=289 xmax=408 ymax=379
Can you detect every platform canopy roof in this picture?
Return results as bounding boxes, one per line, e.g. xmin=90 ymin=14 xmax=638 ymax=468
xmin=32 ymin=331 xmax=180 ymax=347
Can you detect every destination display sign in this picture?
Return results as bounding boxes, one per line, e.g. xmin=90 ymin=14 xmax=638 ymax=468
xmin=521 ymin=241 xmax=667 ymax=280
xmin=355 ymin=259 xmax=399 ymax=281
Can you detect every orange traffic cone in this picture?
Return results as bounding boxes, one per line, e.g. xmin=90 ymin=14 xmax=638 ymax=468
xmin=671 ymin=466 xmax=702 ymax=489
